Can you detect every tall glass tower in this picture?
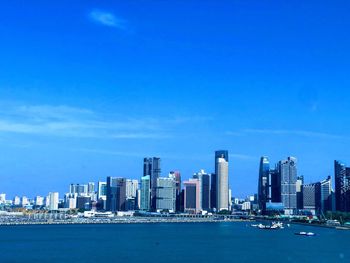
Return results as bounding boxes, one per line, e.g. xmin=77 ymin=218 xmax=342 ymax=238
xmin=277 ymin=157 xmax=297 ymax=215
xmin=143 ymin=157 xmax=161 ymax=211
xmin=334 ymin=160 xmax=350 ymax=212
xmin=258 ymin=156 xmax=270 ymax=214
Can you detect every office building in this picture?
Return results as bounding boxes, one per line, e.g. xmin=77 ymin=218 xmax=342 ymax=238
xmin=303 ymin=183 xmax=320 ymax=215
xmin=126 ymin=179 xmax=139 ymax=199
xmin=277 ymin=157 xmax=297 ymax=215
xmin=13 ymin=196 xmax=20 ymax=206
xmin=258 ymin=156 xmax=270 ymax=213
xmin=69 ymin=184 xmax=88 ymax=196
xmin=21 ymin=196 xmax=29 ymax=207
xmin=140 ymin=175 xmax=151 ymax=211
xmin=216 ymin=150 xmax=229 ymax=211
xmin=34 ymin=196 xmax=44 ymax=206
xmin=320 ymin=176 xmax=332 ymax=212
xmin=169 ymin=171 xmax=181 ymax=212
xmin=64 ymin=193 xmax=77 ymax=209
xmin=143 ymin=157 xmax=161 ymax=211
xmin=106 ymin=177 xmax=127 ymax=212
xmin=184 ymin=179 xmax=201 ymax=214
xmin=98 ymin=182 xmax=107 ymax=200
xmin=296 ymin=176 xmax=304 ymax=210
xmin=156 ymin=177 xmax=176 ymax=212
xmin=193 ymin=170 xmax=211 ymax=211
xmin=334 ymin=160 xmax=350 ymax=212
xmin=210 ymin=173 xmax=217 ymax=210
xmin=0 ymin=194 xmax=6 ymax=204
xmin=48 ymin=192 xmax=59 ymax=211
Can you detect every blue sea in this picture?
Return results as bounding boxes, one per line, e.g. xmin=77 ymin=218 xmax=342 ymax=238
xmin=0 ymin=222 xmax=348 ymax=263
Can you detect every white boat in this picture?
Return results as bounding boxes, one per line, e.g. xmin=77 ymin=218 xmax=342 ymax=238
xmin=295 ymin=232 xmax=316 ymax=236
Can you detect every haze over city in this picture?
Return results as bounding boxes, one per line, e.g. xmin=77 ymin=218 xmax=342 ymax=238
xmin=1 ymin=1 xmax=350 ymax=198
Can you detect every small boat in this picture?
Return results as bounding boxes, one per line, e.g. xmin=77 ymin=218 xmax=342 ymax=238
xmin=295 ymin=232 xmax=316 ymax=236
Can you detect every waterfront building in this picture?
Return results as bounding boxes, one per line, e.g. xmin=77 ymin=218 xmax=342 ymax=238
xmin=320 ymin=176 xmax=332 ymax=212
xmin=140 ymin=175 xmax=151 ymax=211
xmin=137 ymin=189 xmax=141 ymax=210
xmin=21 ymin=196 xmax=29 ymax=207
xmin=97 ymin=182 xmax=107 ymax=200
xmin=0 ymin=194 xmax=6 ymax=204
xmin=64 ymin=193 xmax=77 ymax=209
xmin=156 ymin=177 xmax=176 ymax=212
xmin=229 ymin=189 xmax=233 ymax=211
xmin=277 ymin=157 xmax=297 ymax=215
xmin=143 ymin=157 xmax=161 ymax=211
xmin=126 ymin=179 xmax=139 ymax=199
xmin=334 ymin=160 xmax=350 ymax=212
xmin=48 ymin=192 xmax=59 ymax=211
xmin=258 ymin=156 xmax=270 ymax=214
xmin=210 ymin=173 xmax=217 ymax=210
xmin=69 ymin=184 xmax=88 ymax=196
xmin=270 ymin=169 xmax=281 ymax=203
xmin=184 ymin=179 xmax=201 ymax=214
xmin=193 ymin=170 xmax=211 ymax=211
xmin=215 ymin=150 xmax=229 ymax=211
xmin=303 ymin=183 xmax=320 ymax=215
xmin=13 ymin=196 xmax=20 ymax=206
xmin=106 ymin=177 xmax=127 ymax=212
xmin=296 ymin=176 xmax=304 ymax=210
xmin=169 ymin=171 xmax=181 ymax=212
xmin=77 ymin=196 xmax=91 ymax=210
xmin=88 ymin=182 xmax=95 ymax=195
xmin=34 ymin=196 xmax=44 ymax=206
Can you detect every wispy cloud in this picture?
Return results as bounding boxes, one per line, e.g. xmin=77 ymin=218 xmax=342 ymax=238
xmin=89 ymin=10 xmax=127 ymax=29
xmin=226 ymin=128 xmax=345 ymax=140
xmin=0 ymin=104 xmax=207 ymax=140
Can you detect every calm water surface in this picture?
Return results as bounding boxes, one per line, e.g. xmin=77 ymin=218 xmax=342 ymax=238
xmin=0 ymin=222 xmax=348 ymax=263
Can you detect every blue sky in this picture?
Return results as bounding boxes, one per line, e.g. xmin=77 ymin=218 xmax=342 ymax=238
xmin=1 ymin=0 xmax=350 ymax=198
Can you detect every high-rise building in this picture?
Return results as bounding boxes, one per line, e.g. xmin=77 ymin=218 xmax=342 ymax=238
xmin=69 ymin=184 xmax=88 ymax=196
xmin=277 ymin=157 xmax=297 ymax=215
xmin=334 ymin=160 xmax=350 ymax=212
xmin=258 ymin=156 xmax=270 ymax=213
xmin=156 ymin=177 xmax=176 ymax=212
xmin=143 ymin=157 xmax=161 ymax=211
xmin=320 ymin=176 xmax=332 ymax=212
xmin=169 ymin=171 xmax=181 ymax=212
xmin=64 ymin=193 xmax=77 ymax=209
xmin=303 ymin=182 xmax=321 ymax=215
xmin=106 ymin=177 xmax=126 ymax=212
xmin=193 ymin=170 xmax=211 ymax=211
xmin=140 ymin=175 xmax=151 ymax=211
xmin=184 ymin=179 xmax=201 ymax=214
xmin=97 ymin=182 xmax=107 ymax=200
xmin=296 ymin=176 xmax=304 ymax=210
xmin=126 ymin=179 xmax=139 ymax=199
xmin=21 ymin=196 xmax=29 ymax=207
xmin=0 ymin=194 xmax=6 ymax=204
xmin=13 ymin=196 xmax=20 ymax=206
xmin=215 ymin=150 xmax=229 ymax=211
xmin=48 ymin=192 xmax=59 ymax=211
xmin=210 ymin=173 xmax=217 ymax=210
xmin=34 ymin=196 xmax=44 ymax=206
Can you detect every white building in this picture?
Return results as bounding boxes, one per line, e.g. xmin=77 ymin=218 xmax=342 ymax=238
xmin=156 ymin=177 xmax=176 ymax=212
xmin=13 ymin=196 xmax=20 ymax=206
xmin=242 ymin=202 xmax=251 ymax=211
xmin=34 ymin=196 xmax=44 ymax=206
xmin=97 ymin=182 xmax=107 ymax=201
xmin=0 ymin=193 xmax=6 ymax=204
xmin=217 ymin=157 xmax=229 ymax=211
xmin=126 ymin=179 xmax=139 ymax=199
xmin=48 ymin=192 xmax=59 ymax=211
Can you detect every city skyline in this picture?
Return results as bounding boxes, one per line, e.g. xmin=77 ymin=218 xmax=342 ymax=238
xmin=1 ymin=1 xmax=350 ymax=197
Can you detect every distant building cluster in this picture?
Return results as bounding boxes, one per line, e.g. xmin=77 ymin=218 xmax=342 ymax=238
xmin=1 ymin=153 xmax=350 ymax=217
xmin=257 ymin=157 xmax=349 ymax=216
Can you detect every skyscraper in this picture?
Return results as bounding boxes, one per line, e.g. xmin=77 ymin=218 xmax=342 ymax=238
xmin=143 ymin=157 xmax=161 ymax=211
xmin=277 ymin=157 xmax=297 ymax=215
xmin=296 ymin=176 xmax=304 ymax=210
xmin=48 ymin=192 xmax=59 ymax=211
xmin=156 ymin=177 xmax=176 ymax=212
xmin=193 ymin=170 xmax=211 ymax=211
xmin=320 ymin=176 xmax=332 ymax=212
xmin=126 ymin=179 xmax=139 ymax=199
xmin=215 ymin=150 xmax=229 ymax=211
xmin=140 ymin=175 xmax=151 ymax=211
xmin=210 ymin=173 xmax=217 ymax=210
xmin=184 ymin=179 xmax=201 ymax=214
xmin=334 ymin=160 xmax=350 ymax=212
xmin=106 ymin=177 xmax=126 ymax=212
xmin=169 ymin=171 xmax=181 ymax=212
xmin=258 ymin=156 xmax=270 ymax=213
xmin=97 ymin=182 xmax=107 ymax=200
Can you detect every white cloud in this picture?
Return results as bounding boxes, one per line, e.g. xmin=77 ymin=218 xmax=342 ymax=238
xmin=89 ymin=10 xmax=126 ymax=29
xmin=0 ymin=104 xmax=207 ymax=140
